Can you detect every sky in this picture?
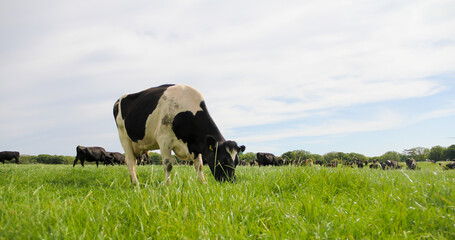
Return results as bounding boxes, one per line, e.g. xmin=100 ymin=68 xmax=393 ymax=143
xmin=1 ymin=0 xmax=454 ymax=157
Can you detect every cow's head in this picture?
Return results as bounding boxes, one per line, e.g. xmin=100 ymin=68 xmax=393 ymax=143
xmin=205 ymin=136 xmax=245 ymax=182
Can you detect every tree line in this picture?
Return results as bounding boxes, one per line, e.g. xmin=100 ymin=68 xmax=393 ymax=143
xmin=7 ymin=144 xmax=455 ymax=165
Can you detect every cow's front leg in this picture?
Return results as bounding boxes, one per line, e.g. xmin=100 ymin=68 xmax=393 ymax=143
xmin=160 ymin=147 xmax=173 ymax=184
xmin=194 ymin=154 xmax=207 ymax=184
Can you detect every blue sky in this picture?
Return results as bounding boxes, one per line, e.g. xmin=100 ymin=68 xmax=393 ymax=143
xmin=1 ymin=0 xmax=454 ymax=157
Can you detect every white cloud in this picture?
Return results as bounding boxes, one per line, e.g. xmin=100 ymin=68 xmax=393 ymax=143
xmin=236 ymin=110 xmax=404 ymax=142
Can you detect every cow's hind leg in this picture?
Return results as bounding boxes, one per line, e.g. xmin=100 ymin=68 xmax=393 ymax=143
xmin=194 ymin=154 xmax=207 ymax=184
xmin=119 ymin=132 xmax=139 ymax=185
xmin=160 ymin=147 xmax=173 ymax=184
xmin=122 ymin=150 xmax=138 ymax=184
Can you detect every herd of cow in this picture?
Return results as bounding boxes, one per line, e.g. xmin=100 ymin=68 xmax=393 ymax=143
xmin=4 ymin=148 xmax=455 ymax=171
xmin=244 ymin=152 xmax=425 ymax=170
xmin=2 ymin=84 xmax=455 ymax=185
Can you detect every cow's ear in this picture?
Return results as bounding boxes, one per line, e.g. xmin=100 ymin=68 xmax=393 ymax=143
xmin=239 ymin=145 xmax=245 ymax=153
xmin=206 ymin=135 xmax=217 ymax=152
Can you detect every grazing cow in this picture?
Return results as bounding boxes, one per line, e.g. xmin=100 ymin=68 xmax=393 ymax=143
xmin=354 ymin=160 xmax=365 ymax=168
xmin=444 ymin=162 xmax=455 ymax=169
xmin=315 ymin=160 xmax=324 ymax=166
xmin=250 ymin=159 xmax=258 ymax=166
xmin=325 ymin=161 xmax=338 ymax=168
xmin=305 ymin=158 xmax=314 ymax=167
xmin=239 ymin=160 xmax=247 ymax=166
xmin=73 ymin=146 xmax=111 ymax=167
xmin=344 ymin=161 xmax=354 ymax=168
xmin=136 ymin=153 xmax=150 ymax=166
xmin=108 ymin=152 xmax=125 ymax=165
xmin=0 ymin=151 xmax=20 ymax=164
xmin=256 ymin=152 xmax=278 ymax=166
xmin=369 ymin=161 xmax=381 ymax=169
xmin=114 ymin=84 xmax=245 ymax=184
xmin=405 ymin=158 xmax=417 ymax=170
xmin=385 ymin=160 xmax=399 ymax=169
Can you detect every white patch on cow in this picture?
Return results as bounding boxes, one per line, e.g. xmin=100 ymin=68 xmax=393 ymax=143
xmin=162 ymin=85 xmax=204 ymax=115
xmin=226 ymin=147 xmax=238 ymax=163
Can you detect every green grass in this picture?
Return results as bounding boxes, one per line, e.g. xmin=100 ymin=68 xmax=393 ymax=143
xmin=0 ymin=163 xmax=454 ymax=239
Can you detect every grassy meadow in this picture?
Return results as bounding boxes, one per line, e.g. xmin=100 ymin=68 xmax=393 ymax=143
xmin=0 ymin=163 xmax=454 ymax=239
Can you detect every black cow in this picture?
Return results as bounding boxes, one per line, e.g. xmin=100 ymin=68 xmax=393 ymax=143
xmin=315 ymin=160 xmax=324 ymax=166
xmin=0 ymin=151 xmax=20 ymax=164
xmin=114 ymin=84 xmax=245 ymax=184
xmin=355 ymin=160 xmax=365 ymax=168
xmin=405 ymin=158 xmax=417 ymax=170
xmin=256 ymin=152 xmax=278 ymax=166
xmin=108 ymin=152 xmax=125 ymax=165
xmin=73 ymin=146 xmax=111 ymax=167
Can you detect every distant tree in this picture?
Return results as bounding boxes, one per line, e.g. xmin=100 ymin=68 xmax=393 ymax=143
xmin=281 ymin=150 xmax=312 ymax=164
xmin=348 ymin=152 xmax=369 ymax=163
xmin=429 ymin=146 xmax=446 ymax=162
xmin=239 ymin=152 xmax=256 ymax=163
xmin=445 ymin=144 xmax=455 ymax=161
xmin=379 ymin=151 xmax=403 ymax=162
xmin=35 ymin=155 xmax=73 ymax=164
xmin=323 ymin=152 xmax=343 ymax=163
xmin=403 ymin=147 xmax=430 ymax=162
xmin=149 ymin=152 xmax=162 ymax=165
xmin=310 ymin=154 xmax=324 ymax=163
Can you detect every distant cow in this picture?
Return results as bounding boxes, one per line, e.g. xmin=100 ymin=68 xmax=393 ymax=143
xmin=114 ymin=84 xmax=245 ymax=184
xmin=369 ymin=161 xmax=381 ymax=169
xmin=405 ymin=158 xmax=417 ymax=170
xmin=305 ymin=158 xmax=314 ymax=167
xmin=315 ymin=160 xmax=324 ymax=166
xmin=136 ymin=153 xmax=150 ymax=166
xmin=355 ymin=160 xmax=365 ymax=168
xmin=325 ymin=162 xmax=338 ymax=168
xmin=385 ymin=160 xmax=399 ymax=169
xmin=108 ymin=152 xmax=125 ymax=165
xmin=250 ymin=159 xmax=258 ymax=166
xmin=0 ymin=151 xmax=20 ymax=164
xmin=256 ymin=152 xmax=278 ymax=166
xmin=444 ymin=162 xmax=455 ymax=169
xmin=73 ymin=146 xmax=111 ymax=167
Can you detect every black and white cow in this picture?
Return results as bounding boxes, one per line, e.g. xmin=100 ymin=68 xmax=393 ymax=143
xmin=405 ymin=158 xmax=417 ymax=170
xmin=0 ymin=151 xmax=20 ymax=164
xmin=113 ymin=84 xmax=245 ymax=184
xmin=73 ymin=146 xmax=111 ymax=167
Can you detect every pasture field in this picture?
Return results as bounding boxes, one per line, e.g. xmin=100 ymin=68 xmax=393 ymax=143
xmin=0 ymin=163 xmax=454 ymax=239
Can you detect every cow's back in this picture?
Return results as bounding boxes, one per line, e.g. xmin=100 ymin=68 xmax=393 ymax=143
xmin=115 ymin=84 xmax=206 ymax=156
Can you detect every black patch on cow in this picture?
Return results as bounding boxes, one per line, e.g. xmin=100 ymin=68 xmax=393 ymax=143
xmin=172 ymin=101 xmax=224 ymax=157
xmin=119 ymin=84 xmax=174 ymax=142
xmin=113 ymin=99 xmax=119 ymax=124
